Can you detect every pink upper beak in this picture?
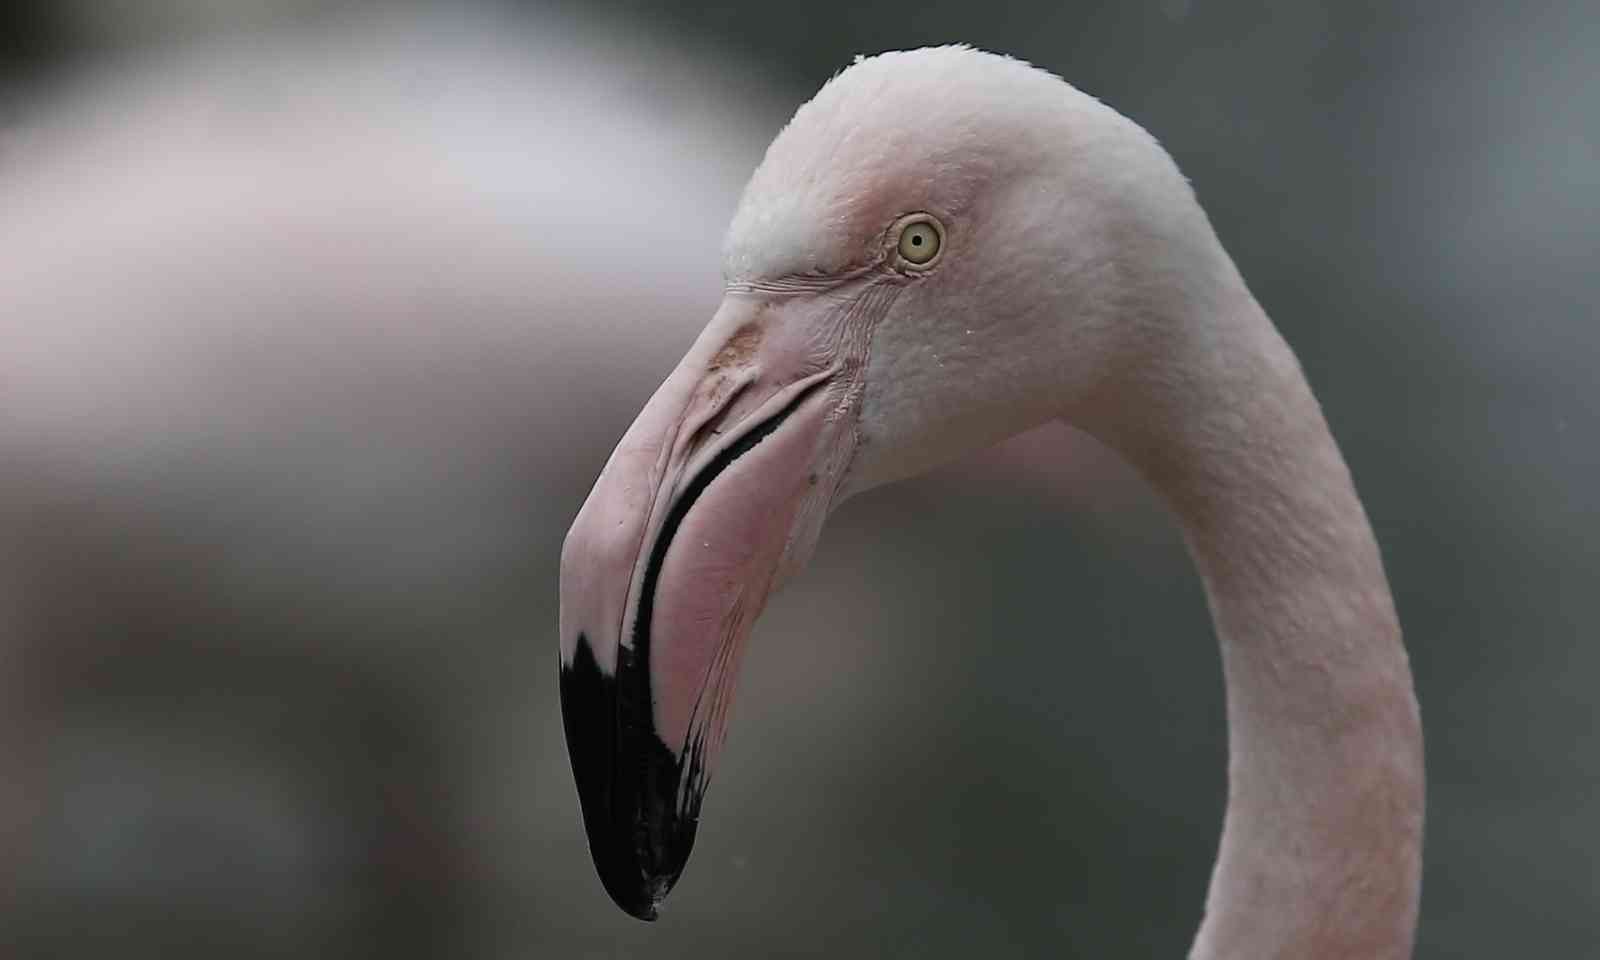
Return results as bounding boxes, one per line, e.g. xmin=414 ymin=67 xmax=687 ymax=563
xmin=558 ymin=292 xmax=859 ymax=919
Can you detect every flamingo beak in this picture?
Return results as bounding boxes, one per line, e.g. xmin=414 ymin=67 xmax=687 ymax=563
xmin=558 ymin=294 xmax=854 ymax=919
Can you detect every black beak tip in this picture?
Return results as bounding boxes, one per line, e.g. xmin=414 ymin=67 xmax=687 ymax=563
xmin=585 ymin=818 xmax=687 ymax=923
xmin=600 ymin=874 xmax=662 ymax=922
xmin=560 ymin=633 xmax=701 ymax=922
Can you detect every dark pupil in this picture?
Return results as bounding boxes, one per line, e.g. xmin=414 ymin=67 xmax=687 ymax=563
xmin=911 ymin=234 xmax=923 ymax=246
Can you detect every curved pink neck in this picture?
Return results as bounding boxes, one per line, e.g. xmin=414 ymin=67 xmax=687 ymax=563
xmin=1092 ymin=289 xmax=1424 ymax=958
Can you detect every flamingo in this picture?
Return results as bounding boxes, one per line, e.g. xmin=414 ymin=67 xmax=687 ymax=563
xmin=559 ymin=47 xmax=1424 ymax=956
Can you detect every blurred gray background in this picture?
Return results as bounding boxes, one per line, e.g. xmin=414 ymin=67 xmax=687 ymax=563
xmin=0 ymin=1 xmax=1594 ymax=957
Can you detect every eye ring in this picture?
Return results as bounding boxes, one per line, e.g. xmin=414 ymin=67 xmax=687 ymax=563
xmin=889 ymin=213 xmax=945 ymax=271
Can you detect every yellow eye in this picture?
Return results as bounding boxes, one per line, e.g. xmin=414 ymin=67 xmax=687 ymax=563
xmin=894 ymin=215 xmax=944 ymax=268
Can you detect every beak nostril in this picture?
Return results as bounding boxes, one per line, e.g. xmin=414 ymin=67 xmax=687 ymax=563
xmin=683 ymin=378 xmax=752 ymax=457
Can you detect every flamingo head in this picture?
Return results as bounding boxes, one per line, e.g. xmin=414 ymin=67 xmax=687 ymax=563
xmin=558 ymin=46 xmax=1211 ymax=919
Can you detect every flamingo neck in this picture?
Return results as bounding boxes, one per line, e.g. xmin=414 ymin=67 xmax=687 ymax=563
xmin=1090 ymin=286 xmax=1424 ymax=958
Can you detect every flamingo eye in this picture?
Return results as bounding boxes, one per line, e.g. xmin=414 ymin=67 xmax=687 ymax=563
xmin=893 ymin=214 xmax=944 ymax=269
